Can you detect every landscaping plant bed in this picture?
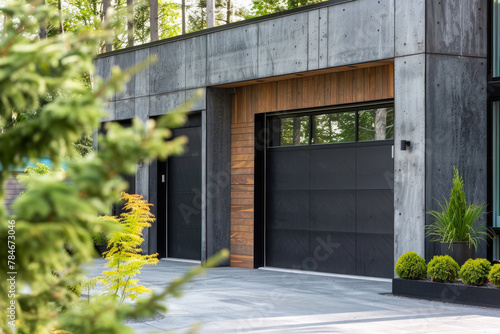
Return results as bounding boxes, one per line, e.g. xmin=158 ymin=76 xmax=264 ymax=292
xmin=392 ymin=278 xmax=500 ymax=309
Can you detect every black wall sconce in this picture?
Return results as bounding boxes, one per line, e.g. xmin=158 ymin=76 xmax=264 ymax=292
xmin=400 ymin=140 xmax=411 ymax=151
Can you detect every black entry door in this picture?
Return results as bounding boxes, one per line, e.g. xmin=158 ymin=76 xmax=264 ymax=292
xmin=164 ymin=114 xmax=202 ymax=260
xmin=265 ymin=107 xmax=394 ymax=278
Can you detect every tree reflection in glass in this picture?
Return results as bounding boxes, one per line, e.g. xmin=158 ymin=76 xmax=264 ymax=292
xmin=279 ymin=116 xmax=310 ymax=146
xmin=358 ymin=108 xmax=394 ymax=141
xmin=313 ymin=111 xmax=356 ymax=144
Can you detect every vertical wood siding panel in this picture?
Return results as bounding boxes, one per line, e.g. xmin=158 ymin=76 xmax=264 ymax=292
xmin=363 ymin=68 xmax=370 ymax=101
xmin=375 ymin=66 xmax=383 ymax=100
xmin=388 ymin=63 xmax=395 ymax=98
xmin=369 ymin=68 xmax=376 ymax=100
xmin=382 ymin=65 xmax=389 ymax=99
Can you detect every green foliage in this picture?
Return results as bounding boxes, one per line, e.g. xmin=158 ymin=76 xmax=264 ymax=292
xmin=92 ymin=231 xmax=109 ymax=245
xmin=17 ymin=162 xmax=65 ymax=191
xmin=459 ymin=258 xmax=491 ymax=286
xmin=427 ymin=255 xmax=460 ymax=283
xmin=99 ymin=193 xmax=159 ymax=303
xmin=134 ymin=0 xmax=181 ymax=42
xmin=489 ymin=264 xmax=500 ymax=287
xmin=0 ymin=2 xmax=225 ymax=333
xmin=187 ymin=0 xmax=249 ymax=32
xmin=395 ymin=252 xmax=427 ymax=280
xmin=426 ymin=167 xmax=492 ymax=251
xmin=248 ymin=0 xmax=323 ymax=18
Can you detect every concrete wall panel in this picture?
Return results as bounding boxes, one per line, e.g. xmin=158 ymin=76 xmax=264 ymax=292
xmin=426 ymin=0 xmax=487 ymax=57
xmin=150 ymin=91 xmax=185 ymax=116
xmin=207 ymin=25 xmax=258 ymax=85
xmin=150 ymin=40 xmax=186 ymax=94
xmin=135 ymin=48 xmax=150 ymax=97
xmin=308 ymin=10 xmax=320 ymax=71
xmin=206 ymin=88 xmax=232 ymax=265
xmin=258 ymin=13 xmax=308 ymax=77
xmin=95 ymin=56 xmax=115 ymax=102
xmin=185 ymin=36 xmax=207 ymax=89
xmin=425 ymin=55 xmax=488 ymax=259
xmin=135 ymin=97 xmax=149 ymax=122
xmin=394 ymin=54 xmax=426 ymax=265
xmin=186 ymin=88 xmax=207 ymax=111
xmin=101 ymin=101 xmax=116 ymax=122
xmin=115 ymin=52 xmax=136 ymax=100
xmin=115 ymin=99 xmax=135 ymax=120
xmin=460 ymin=0 xmax=487 ymax=57
xmin=328 ymin=0 xmax=394 ymax=67
xmin=319 ymin=7 xmax=329 ymax=68
xmin=136 ymin=95 xmax=150 ymax=252
xmin=395 ymin=0 xmax=425 ymax=56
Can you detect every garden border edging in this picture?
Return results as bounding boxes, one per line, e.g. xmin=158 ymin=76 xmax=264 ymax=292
xmin=392 ymin=278 xmax=500 ymax=309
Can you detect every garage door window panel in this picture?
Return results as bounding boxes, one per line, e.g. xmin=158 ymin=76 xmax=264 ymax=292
xmin=358 ymin=107 xmax=394 ymax=141
xmin=270 ymin=116 xmax=310 ymax=146
xmin=312 ymin=112 xmax=356 ymax=144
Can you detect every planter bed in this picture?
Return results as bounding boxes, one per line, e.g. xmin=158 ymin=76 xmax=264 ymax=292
xmin=392 ymin=278 xmax=500 ymax=309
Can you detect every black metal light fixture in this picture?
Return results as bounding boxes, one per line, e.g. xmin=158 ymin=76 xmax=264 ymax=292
xmin=400 ymin=140 xmax=411 ymax=151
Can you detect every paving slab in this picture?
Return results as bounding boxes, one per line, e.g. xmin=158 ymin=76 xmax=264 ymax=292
xmin=84 ymin=259 xmax=500 ymax=333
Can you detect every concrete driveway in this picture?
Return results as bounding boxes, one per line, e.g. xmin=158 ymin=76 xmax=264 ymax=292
xmin=85 ymin=259 xmax=500 ymax=333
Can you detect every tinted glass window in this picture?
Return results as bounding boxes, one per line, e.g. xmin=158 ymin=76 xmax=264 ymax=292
xmin=358 ymin=108 xmax=394 ymax=141
xmin=494 ymin=0 xmax=500 ymax=77
xmin=313 ymin=112 xmax=356 ymax=144
xmin=270 ymin=116 xmax=310 ymax=146
xmin=493 ymin=102 xmax=500 ymax=261
xmin=494 ymin=102 xmax=500 ymax=229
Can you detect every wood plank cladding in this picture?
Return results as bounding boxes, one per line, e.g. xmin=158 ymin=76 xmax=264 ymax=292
xmin=230 ymin=64 xmax=394 ymax=268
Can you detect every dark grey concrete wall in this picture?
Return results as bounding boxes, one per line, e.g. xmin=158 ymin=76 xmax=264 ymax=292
xmin=205 ymin=88 xmax=232 ymax=265
xmin=426 ymin=0 xmax=487 ymax=57
xmin=394 ymin=0 xmax=489 ymax=266
xmin=424 ymin=0 xmax=488 ymax=260
xmin=425 ymin=55 xmax=488 ymax=260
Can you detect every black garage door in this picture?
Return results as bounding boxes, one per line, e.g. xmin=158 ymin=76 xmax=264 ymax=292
xmin=160 ymin=114 xmax=202 ymax=260
xmin=265 ymin=106 xmax=394 ymax=278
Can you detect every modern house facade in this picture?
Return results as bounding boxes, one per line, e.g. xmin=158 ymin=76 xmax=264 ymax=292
xmin=95 ymin=0 xmax=496 ymax=278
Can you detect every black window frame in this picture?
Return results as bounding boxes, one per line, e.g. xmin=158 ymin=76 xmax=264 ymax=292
xmin=266 ymin=100 xmax=395 ymax=148
xmin=489 ymin=0 xmax=500 ymax=262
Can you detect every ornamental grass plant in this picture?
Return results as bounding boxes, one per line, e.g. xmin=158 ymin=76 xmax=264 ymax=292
xmin=426 ymin=167 xmax=492 ymax=251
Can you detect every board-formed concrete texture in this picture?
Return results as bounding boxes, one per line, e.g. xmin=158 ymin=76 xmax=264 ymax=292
xmin=395 ymin=0 xmax=425 ymax=56
xmin=393 ymin=0 xmax=427 ymax=266
xmin=134 ymin=48 xmax=150 ymax=97
xmin=425 ymin=55 xmax=488 ymax=260
xmin=426 ymin=0 xmax=487 ymax=57
xmin=207 ymin=25 xmax=258 ymax=85
xmin=205 ymin=88 xmax=232 ymax=265
xmin=150 ymin=40 xmax=187 ymax=94
xmin=328 ymin=0 xmax=394 ymax=67
xmin=394 ymin=54 xmax=426 ymax=263
xmin=185 ymin=36 xmax=207 ymax=89
xmin=258 ymin=13 xmax=308 ymax=77
xmin=94 ymin=0 xmax=490 ymax=271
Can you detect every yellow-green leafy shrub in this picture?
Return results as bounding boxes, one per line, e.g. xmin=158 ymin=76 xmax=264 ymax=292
xmin=489 ymin=264 xmax=500 ymax=287
xmin=459 ymin=258 xmax=491 ymax=286
xmin=99 ymin=193 xmax=159 ymax=303
xmin=427 ymin=255 xmax=460 ymax=283
xmin=395 ymin=252 xmax=427 ymax=280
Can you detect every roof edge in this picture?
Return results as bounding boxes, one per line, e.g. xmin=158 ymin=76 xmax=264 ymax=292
xmin=95 ymin=0 xmax=354 ymax=59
